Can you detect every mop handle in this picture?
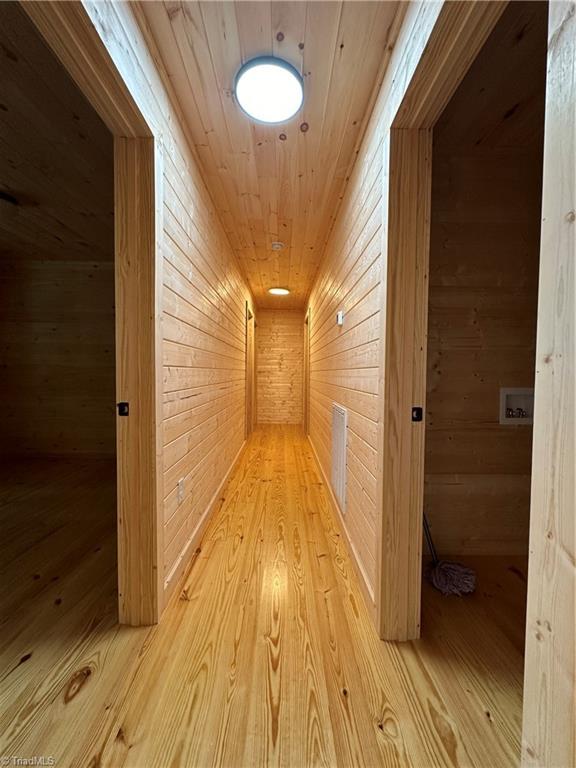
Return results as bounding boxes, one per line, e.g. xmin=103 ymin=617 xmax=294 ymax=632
xmin=423 ymin=513 xmax=439 ymax=566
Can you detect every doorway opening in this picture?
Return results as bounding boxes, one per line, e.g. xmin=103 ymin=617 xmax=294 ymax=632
xmin=20 ymin=1 xmax=163 ymax=626
xmin=303 ymin=310 xmax=311 ymax=435
xmin=1 ymin=2 xmax=162 ymax=629
xmin=423 ymin=0 xmax=547 ymax=628
xmin=422 ymin=0 xmax=547 ymax=734
xmin=245 ymin=303 xmax=255 ymax=437
xmin=0 ymin=2 xmax=116 ymax=648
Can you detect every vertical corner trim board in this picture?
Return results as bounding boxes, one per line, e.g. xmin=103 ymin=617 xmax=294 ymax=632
xmin=379 ymin=127 xmax=432 ymax=642
xmin=115 ymin=136 xmax=162 ymax=626
xmin=521 ymin=2 xmax=576 ymax=766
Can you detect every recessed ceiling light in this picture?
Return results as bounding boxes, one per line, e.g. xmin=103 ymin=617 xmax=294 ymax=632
xmin=268 ymin=287 xmax=290 ymax=296
xmin=235 ymin=57 xmax=303 ymax=124
xmin=271 ymin=241 xmax=284 ymax=251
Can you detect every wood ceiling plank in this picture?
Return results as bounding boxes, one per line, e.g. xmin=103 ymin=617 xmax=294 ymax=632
xmin=254 ymin=2 xmax=342 ymax=307
xmin=304 ymin=3 xmax=395 ymax=264
xmin=163 ymin=1 xmax=254 ymax=253
xmin=233 ymin=1 xmax=273 ymax=299
xmin=234 ymin=0 xmax=273 ymax=61
xmin=285 ymin=2 xmax=342 ymax=309
xmin=266 ymin=3 xmax=308 ymax=301
xmin=199 ymin=0 xmax=264 ymax=287
xmin=271 ymin=1 xmax=307 ymax=69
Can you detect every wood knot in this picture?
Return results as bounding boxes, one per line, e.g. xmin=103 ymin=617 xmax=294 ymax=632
xmin=276 ymin=31 xmax=284 ymax=42
xmin=167 ymin=5 xmax=182 ymax=20
xmin=64 ymin=666 xmax=92 ymax=703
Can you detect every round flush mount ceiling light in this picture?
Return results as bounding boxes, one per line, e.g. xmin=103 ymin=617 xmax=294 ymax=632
xmin=268 ymin=287 xmax=290 ymax=296
xmin=235 ymin=57 xmax=303 ymax=124
xmin=271 ymin=241 xmax=284 ymax=251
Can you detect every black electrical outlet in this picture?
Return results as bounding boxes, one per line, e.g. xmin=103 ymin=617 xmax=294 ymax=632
xmin=411 ymin=406 xmax=423 ymax=422
xmin=117 ymin=402 xmax=129 ymax=416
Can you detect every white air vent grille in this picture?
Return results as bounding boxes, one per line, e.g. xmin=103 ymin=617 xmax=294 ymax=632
xmin=331 ymin=403 xmax=348 ymax=514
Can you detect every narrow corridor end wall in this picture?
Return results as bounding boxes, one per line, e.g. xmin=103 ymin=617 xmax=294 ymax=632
xmin=257 ymin=310 xmax=304 ymax=425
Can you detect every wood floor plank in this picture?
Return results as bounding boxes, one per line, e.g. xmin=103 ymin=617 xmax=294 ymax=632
xmin=0 ymin=430 xmax=525 ymax=767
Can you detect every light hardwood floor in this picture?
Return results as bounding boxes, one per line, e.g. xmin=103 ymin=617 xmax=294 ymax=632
xmin=0 ymin=428 xmax=526 ymax=767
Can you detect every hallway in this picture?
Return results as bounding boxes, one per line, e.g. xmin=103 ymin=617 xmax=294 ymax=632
xmin=1 ymin=426 xmax=525 ymax=767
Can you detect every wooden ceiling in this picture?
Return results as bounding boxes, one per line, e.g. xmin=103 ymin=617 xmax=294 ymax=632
xmin=139 ymin=1 xmax=401 ymax=308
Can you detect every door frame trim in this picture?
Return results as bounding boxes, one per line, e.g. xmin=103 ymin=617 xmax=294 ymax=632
xmin=245 ymin=301 xmax=255 ymax=438
xmin=303 ymin=309 xmax=311 ymax=435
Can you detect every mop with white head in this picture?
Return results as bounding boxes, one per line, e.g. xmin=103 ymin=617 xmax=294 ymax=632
xmin=423 ymin=514 xmax=476 ymax=596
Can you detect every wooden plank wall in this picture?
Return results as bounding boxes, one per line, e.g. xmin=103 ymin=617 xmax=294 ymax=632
xmin=306 ymin=2 xmax=454 ymax=606
xmin=0 ymin=3 xmax=115 ymax=456
xmin=256 ymin=310 xmax=304 ymax=424
xmin=425 ymin=1 xmax=547 ymax=556
xmin=306 ymin=122 xmax=383 ymax=598
xmin=56 ymin=1 xmax=255 ymax=605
